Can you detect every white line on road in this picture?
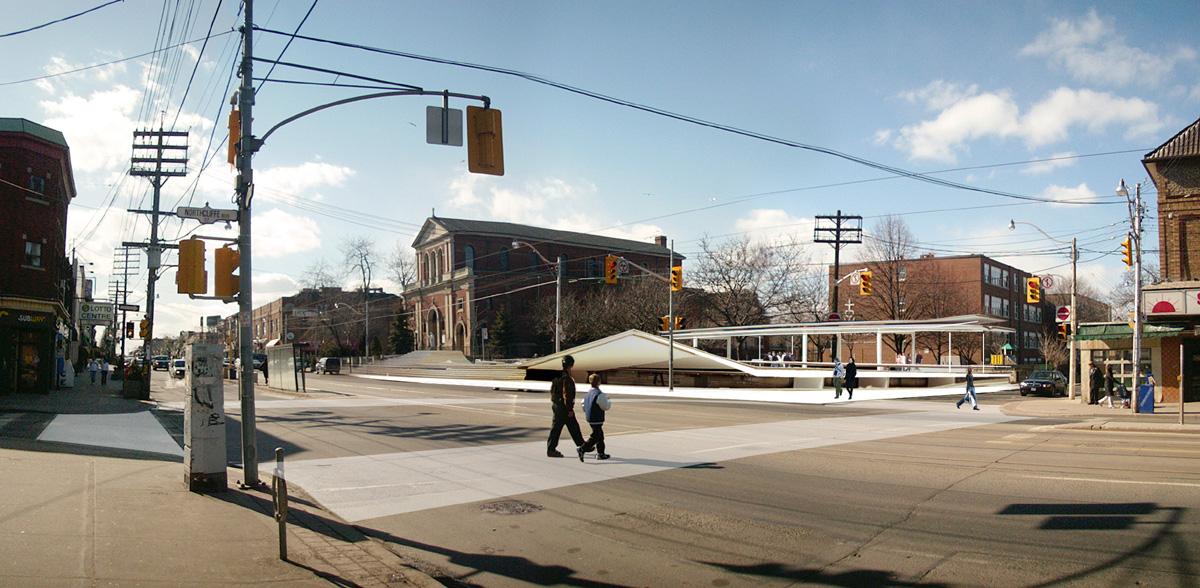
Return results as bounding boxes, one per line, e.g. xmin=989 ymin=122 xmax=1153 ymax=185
xmin=1022 ymin=475 xmax=1200 ymax=488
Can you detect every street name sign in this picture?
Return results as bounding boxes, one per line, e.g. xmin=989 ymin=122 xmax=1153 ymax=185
xmin=118 ymin=303 xmax=140 ymax=312
xmin=177 ymin=205 xmax=238 ymax=224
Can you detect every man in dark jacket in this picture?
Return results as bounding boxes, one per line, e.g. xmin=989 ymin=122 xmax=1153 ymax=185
xmin=844 ymin=357 xmax=858 ymax=400
xmin=547 ymin=355 xmax=584 ymax=457
xmin=1088 ymin=363 xmax=1103 ymax=404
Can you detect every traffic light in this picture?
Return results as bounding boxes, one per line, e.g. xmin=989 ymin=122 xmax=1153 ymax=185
xmin=1058 ymin=323 xmax=1070 ymax=339
xmin=659 ymin=315 xmax=671 ymax=331
xmin=1121 ymin=235 xmax=1133 ymax=267
xmin=604 ymin=254 xmax=618 ymax=285
xmin=227 ymin=108 xmax=240 ymax=166
xmin=139 ymin=318 xmax=149 ymax=338
xmin=176 ymin=238 xmax=208 ymax=295
xmin=1025 ymin=276 xmax=1041 ymax=304
xmin=125 ymin=321 xmax=134 ymax=338
xmin=858 ymin=270 xmax=873 ymax=296
xmin=670 ymin=265 xmax=683 ymax=292
xmin=214 ymin=245 xmax=240 ymax=298
xmin=466 ymin=105 xmax=504 ymax=176
xmin=674 ymin=316 xmax=687 ymax=330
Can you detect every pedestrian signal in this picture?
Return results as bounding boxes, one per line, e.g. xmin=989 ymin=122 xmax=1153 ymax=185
xmin=1025 ymin=276 xmax=1041 ymax=304
xmin=466 ymin=106 xmax=504 ymax=176
xmin=125 ymin=322 xmax=135 ymax=338
xmin=659 ymin=315 xmax=671 ymax=331
xmin=670 ymin=265 xmax=683 ymax=292
xmin=604 ymin=254 xmax=618 ymax=285
xmin=214 ymin=245 xmax=240 ymax=298
xmin=1058 ymin=323 xmax=1070 ymax=339
xmin=674 ymin=316 xmax=687 ymax=330
xmin=1121 ymin=236 xmax=1133 ymax=267
xmin=858 ymin=270 xmax=873 ymax=296
xmin=176 ymin=238 xmax=208 ymax=295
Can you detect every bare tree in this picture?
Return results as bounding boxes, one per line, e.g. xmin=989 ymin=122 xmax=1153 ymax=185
xmin=1039 ymin=326 xmax=1069 ymax=369
xmin=342 ymin=237 xmax=378 ymax=294
xmin=1106 ymin=262 xmax=1159 ymax=321
xmin=301 ymin=257 xmax=344 ymax=289
xmin=387 ymin=242 xmax=417 ymax=293
xmin=691 ymin=235 xmax=813 ymax=325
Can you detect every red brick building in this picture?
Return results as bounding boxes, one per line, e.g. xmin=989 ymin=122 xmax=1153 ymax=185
xmin=831 ymin=254 xmax=1056 ymax=365
xmin=0 ymin=119 xmax=76 ymax=393
xmin=405 ymin=217 xmax=677 ymax=358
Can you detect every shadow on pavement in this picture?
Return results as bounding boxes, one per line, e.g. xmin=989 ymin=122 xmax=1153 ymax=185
xmin=698 ymin=561 xmax=949 ymax=588
xmin=254 ymin=411 xmax=544 ymax=445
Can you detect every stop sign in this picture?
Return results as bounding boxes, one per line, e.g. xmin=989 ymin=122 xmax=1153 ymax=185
xmin=1056 ymin=305 xmax=1071 ymax=323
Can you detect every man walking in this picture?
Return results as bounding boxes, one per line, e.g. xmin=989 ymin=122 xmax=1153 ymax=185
xmin=832 ymin=358 xmax=845 ymax=399
xmin=1088 ymin=362 xmax=1103 ymax=404
xmin=87 ymin=358 xmax=98 ymax=385
xmin=956 ymin=366 xmax=979 ymax=410
xmin=578 ymin=374 xmax=612 ymax=461
xmin=844 ymin=357 xmax=858 ymax=400
xmin=100 ymin=358 xmax=110 ymax=386
xmin=547 ymin=355 xmax=584 ymax=457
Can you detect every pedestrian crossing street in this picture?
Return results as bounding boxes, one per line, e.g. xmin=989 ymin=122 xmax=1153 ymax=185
xmin=268 ymin=401 xmax=1018 ymax=522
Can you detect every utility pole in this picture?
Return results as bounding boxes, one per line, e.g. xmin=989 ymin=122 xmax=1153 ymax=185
xmin=112 ymin=246 xmax=139 ymax=369
xmin=556 ymin=255 xmax=565 ymax=354
xmin=235 ymin=0 xmax=261 ymax=486
xmin=1131 ymin=182 xmax=1144 ymax=414
xmin=814 ymin=210 xmax=862 ymax=361
xmin=129 ymin=128 xmax=188 ymax=394
xmin=1069 ymin=237 xmax=1077 ymax=400
xmin=668 ymin=240 xmax=675 ymax=391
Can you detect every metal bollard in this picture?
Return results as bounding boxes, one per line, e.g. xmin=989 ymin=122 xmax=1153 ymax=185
xmin=271 ymin=447 xmax=288 ymax=561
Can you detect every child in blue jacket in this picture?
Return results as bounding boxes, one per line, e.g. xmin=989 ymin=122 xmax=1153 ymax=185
xmin=577 ymin=374 xmax=612 ymax=461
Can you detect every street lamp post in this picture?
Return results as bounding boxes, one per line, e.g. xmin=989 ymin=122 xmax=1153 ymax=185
xmin=512 ymin=241 xmax=563 ymax=353
xmin=1116 ymin=179 xmax=1144 ymax=414
xmin=1009 ymin=220 xmax=1078 ymax=400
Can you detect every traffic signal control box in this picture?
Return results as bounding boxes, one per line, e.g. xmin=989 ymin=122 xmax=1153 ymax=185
xmin=214 ymin=245 xmax=240 ymax=298
xmin=1026 ymin=276 xmax=1041 ymax=304
xmin=858 ymin=270 xmax=873 ymax=296
xmin=466 ymin=106 xmax=504 ymax=176
xmin=176 ymin=238 xmax=208 ymax=295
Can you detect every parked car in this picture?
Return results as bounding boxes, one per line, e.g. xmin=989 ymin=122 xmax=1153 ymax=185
xmin=315 ymin=357 xmax=341 ymax=375
xmin=1019 ymin=370 xmax=1067 ymax=397
xmin=152 ymin=355 xmax=170 ymax=371
xmin=171 ymin=358 xmax=186 ymax=379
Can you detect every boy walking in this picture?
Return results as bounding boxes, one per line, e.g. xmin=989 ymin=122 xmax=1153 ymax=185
xmin=578 ymin=374 xmax=611 ymax=461
xmin=832 ymin=359 xmax=845 ymax=399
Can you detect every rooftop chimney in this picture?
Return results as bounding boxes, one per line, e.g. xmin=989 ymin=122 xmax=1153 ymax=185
xmin=654 ymin=235 xmax=667 ymax=248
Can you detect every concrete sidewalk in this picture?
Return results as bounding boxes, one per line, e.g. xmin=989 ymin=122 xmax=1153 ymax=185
xmin=0 ymin=379 xmax=441 ymax=586
xmin=1002 ymin=396 xmax=1200 ymax=434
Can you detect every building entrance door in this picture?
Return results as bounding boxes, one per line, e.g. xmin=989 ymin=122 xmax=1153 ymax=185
xmin=1185 ymin=338 xmax=1200 ymax=402
xmin=17 ymin=331 xmax=42 ymax=393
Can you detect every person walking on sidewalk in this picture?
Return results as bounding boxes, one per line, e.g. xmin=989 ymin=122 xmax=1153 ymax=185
xmin=100 ymin=358 xmax=110 ymax=386
xmin=956 ymin=367 xmax=979 ymax=410
xmin=578 ymin=374 xmax=612 ymax=462
xmin=1098 ymin=365 xmax=1117 ymax=408
xmin=844 ymin=357 xmax=858 ymax=400
xmin=547 ymin=355 xmax=584 ymax=458
xmin=832 ymin=358 xmax=845 ymax=399
xmin=87 ymin=358 xmax=98 ymax=384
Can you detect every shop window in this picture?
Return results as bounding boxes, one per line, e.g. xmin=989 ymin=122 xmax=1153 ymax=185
xmin=24 ymin=241 xmax=42 ymax=267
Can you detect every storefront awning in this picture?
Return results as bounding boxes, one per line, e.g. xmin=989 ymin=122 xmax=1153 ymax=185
xmin=1074 ymin=324 xmax=1183 ymax=341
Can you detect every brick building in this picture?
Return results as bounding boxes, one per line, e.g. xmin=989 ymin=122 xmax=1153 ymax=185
xmin=405 ymin=216 xmax=677 ymax=358
xmin=831 ymin=254 xmax=1055 ymax=365
xmin=1140 ymin=116 xmax=1200 ymax=403
xmin=220 ymin=287 xmax=399 ymax=358
xmin=0 ymin=119 xmax=76 ymax=394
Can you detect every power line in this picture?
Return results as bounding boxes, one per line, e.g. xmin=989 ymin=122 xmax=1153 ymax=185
xmin=255 ymin=0 xmax=319 ymax=92
xmin=0 ymin=0 xmax=124 ymax=38
xmin=170 ymin=0 xmax=226 ymax=128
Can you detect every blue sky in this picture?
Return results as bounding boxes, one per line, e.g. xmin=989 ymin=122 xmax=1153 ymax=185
xmin=2 ymin=0 xmax=1197 ymax=335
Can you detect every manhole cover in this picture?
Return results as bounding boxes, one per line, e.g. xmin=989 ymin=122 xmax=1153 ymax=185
xmin=480 ymin=500 xmax=543 ymax=515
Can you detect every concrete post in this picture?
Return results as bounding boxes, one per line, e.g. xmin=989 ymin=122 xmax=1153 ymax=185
xmin=185 ymin=343 xmax=226 ymax=492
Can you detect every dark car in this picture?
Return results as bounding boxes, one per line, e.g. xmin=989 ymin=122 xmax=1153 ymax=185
xmin=315 ymin=357 xmax=341 ymax=375
xmin=152 ymin=355 xmax=170 ymax=371
xmin=1020 ymin=370 xmax=1067 ymax=396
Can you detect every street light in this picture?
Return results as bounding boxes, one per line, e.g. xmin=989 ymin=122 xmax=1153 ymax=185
xmin=511 ymin=240 xmax=564 ymax=353
xmin=334 ymin=302 xmax=369 ymax=357
xmin=1009 ymin=219 xmax=1078 ymax=400
xmin=1116 ymin=179 xmax=1144 ymax=413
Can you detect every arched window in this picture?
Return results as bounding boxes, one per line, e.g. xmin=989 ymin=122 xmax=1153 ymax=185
xmin=464 ymin=245 xmax=475 ymax=272
xmin=499 ymin=247 xmax=509 ymax=271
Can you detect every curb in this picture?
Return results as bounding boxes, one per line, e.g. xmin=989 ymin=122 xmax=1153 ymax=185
xmin=1037 ymin=419 xmax=1200 ymax=435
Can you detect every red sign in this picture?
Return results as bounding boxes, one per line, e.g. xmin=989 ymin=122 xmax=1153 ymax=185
xmin=1055 ymin=305 xmax=1071 ymax=323
xmin=827 ymin=312 xmax=841 ymax=321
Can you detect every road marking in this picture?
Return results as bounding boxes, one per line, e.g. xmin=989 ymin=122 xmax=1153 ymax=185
xmin=1022 ymin=475 xmax=1200 ymax=488
xmin=270 ymin=409 xmax=1018 ymax=522
xmin=37 ymin=411 xmax=182 ymax=456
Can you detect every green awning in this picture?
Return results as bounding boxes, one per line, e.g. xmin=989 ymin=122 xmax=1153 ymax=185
xmin=1074 ymin=324 xmax=1183 ymax=341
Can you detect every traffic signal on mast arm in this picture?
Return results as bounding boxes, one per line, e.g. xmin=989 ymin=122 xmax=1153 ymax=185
xmin=670 ymin=265 xmax=683 ymax=292
xmin=604 ymin=254 xmax=618 ymax=285
xmin=858 ymin=270 xmax=873 ymax=296
xmin=214 ymin=245 xmax=240 ymax=298
xmin=139 ymin=318 xmax=149 ymax=338
xmin=1121 ymin=235 xmax=1133 ymax=267
xmin=227 ymin=108 xmax=240 ymax=166
xmin=176 ymin=238 xmax=208 ymax=295
xmin=466 ymin=106 xmax=504 ymax=176
xmin=1025 ymin=276 xmax=1041 ymax=304
xmin=125 ymin=322 xmax=134 ymax=338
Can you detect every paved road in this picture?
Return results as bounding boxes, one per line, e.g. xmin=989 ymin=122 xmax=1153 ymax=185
xmin=170 ymin=374 xmax=1200 ymax=587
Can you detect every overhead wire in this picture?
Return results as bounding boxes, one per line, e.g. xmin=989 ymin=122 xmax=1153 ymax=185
xmin=0 ymin=0 xmax=124 ymax=38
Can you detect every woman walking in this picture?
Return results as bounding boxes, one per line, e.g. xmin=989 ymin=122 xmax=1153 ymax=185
xmin=578 ymin=374 xmax=612 ymax=461
xmin=956 ymin=367 xmax=979 ymax=410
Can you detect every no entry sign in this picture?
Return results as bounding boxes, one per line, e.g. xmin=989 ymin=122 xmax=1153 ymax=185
xmin=1055 ymin=305 xmax=1071 ymax=323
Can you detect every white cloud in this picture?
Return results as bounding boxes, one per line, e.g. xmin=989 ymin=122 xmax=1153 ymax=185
xmin=733 ymin=209 xmax=814 ymax=245
xmin=1021 ymin=152 xmax=1077 ymax=175
xmin=1039 ymin=182 xmax=1098 ymax=205
xmin=899 ymin=80 xmax=981 ymax=111
xmin=892 ymin=85 xmax=1163 ymax=162
xmin=255 ymin=162 xmax=355 ymax=202
xmin=1021 ymin=9 xmax=1196 ymax=87
xmin=40 ymin=85 xmax=142 ymax=172
xmin=250 ymin=208 xmax=322 ymax=258
xmin=871 ymin=129 xmax=892 ymax=145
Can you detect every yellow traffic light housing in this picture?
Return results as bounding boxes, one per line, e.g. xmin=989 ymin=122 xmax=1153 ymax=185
xmin=604 ymin=254 xmax=618 ymax=285
xmin=466 ymin=105 xmax=504 ymax=176
xmin=1058 ymin=323 xmax=1069 ymax=339
xmin=674 ymin=316 xmax=687 ymax=330
xmin=1026 ymin=276 xmax=1041 ymax=304
xmin=139 ymin=318 xmax=149 ymax=338
xmin=227 ymin=108 xmax=241 ymax=166
xmin=858 ymin=270 xmax=873 ymax=296
xmin=1121 ymin=236 xmax=1133 ymax=267
xmin=670 ymin=265 xmax=683 ymax=292
xmin=176 ymin=238 xmax=208 ymax=295
xmin=214 ymin=245 xmax=240 ymax=298
xmin=659 ymin=315 xmax=671 ymax=331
